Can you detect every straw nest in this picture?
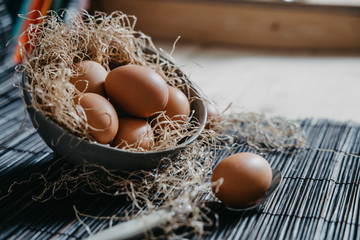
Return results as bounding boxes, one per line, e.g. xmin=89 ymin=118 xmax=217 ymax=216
xmin=17 ymin=10 xmax=307 ymax=239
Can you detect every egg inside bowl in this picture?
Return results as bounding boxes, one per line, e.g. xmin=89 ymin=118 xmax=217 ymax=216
xmin=21 ymin=62 xmax=207 ymax=172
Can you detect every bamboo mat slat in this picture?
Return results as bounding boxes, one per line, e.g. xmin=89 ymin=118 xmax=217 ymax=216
xmin=0 ymin=68 xmax=359 ymax=240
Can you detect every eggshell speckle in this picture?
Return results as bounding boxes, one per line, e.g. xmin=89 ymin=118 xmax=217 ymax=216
xmin=70 ymin=61 xmax=108 ymax=97
xmin=105 ymin=64 xmax=169 ymax=118
xmin=77 ymin=93 xmax=119 ymax=144
xmin=111 ymin=117 xmax=154 ymax=150
xmin=211 ymin=152 xmax=272 ymax=208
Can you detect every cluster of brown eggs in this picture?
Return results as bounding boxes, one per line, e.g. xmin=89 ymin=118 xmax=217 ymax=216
xmin=71 ymin=60 xmax=207 ymax=150
xmin=71 ymin=61 xmax=273 ymax=208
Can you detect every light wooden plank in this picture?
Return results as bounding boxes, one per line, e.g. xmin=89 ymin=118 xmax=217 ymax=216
xmin=94 ymin=0 xmax=360 ymax=49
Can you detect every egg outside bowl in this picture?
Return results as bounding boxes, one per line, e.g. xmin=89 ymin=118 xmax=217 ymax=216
xmin=22 ymin=72 xmax=207 ymax=172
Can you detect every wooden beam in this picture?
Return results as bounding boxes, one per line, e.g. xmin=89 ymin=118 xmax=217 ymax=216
xmin=94 ymin=0 xmax=360 ymax=49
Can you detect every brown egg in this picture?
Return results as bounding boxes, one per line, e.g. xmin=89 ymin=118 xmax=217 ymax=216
xmin=111 ymin=117 xmax=154 ymax=150
xmin=211 ymin=152 xmax=272 ymax=208
xmin=151 ymin=86 xmax=190 ymax=130
xmin=77 ymin=93 xmax=119 ymax=144
xmin=204 ymin=100 xmax=221 ymax=129
xmin=70 ymin=60 xmax=107 ymax=97
xmin=164 ymin=86 xmax=190 ymax=121
xmin=105 ymin=64 xmax=169 ymax=118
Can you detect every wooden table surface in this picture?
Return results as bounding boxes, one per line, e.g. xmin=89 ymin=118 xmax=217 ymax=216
xmin=156 ymin=41 xmax=360 ymax=122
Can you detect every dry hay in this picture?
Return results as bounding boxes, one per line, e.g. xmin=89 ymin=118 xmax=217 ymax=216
xmin=14 ymin=10 xmax=307 ymax=239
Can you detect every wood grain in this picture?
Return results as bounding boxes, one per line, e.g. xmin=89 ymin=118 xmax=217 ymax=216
xmin=94 ymin=0 xmax=360 ymax=49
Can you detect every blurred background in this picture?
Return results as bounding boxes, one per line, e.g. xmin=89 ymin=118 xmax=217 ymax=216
xmin=1 ymin=0 xmax=360 ymax=122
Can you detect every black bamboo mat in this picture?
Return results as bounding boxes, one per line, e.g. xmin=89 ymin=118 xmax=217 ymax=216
xmin=0 ymin=67 xmax=359 ymax=240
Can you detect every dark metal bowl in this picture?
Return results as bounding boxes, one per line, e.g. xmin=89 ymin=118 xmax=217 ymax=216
xmin=22 ymin=68 xmax=206 ymax=172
